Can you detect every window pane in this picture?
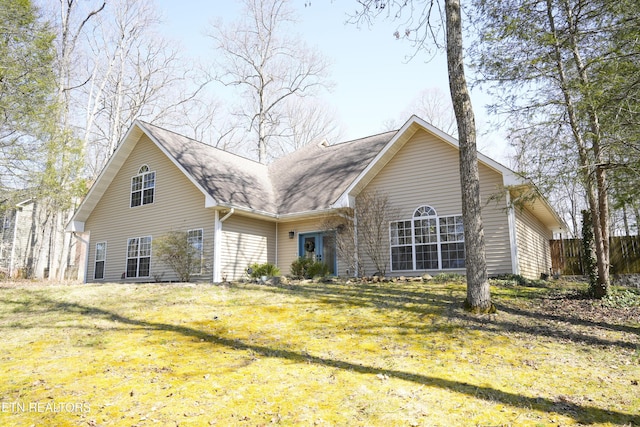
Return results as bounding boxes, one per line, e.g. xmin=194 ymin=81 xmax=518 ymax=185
xmin=131 ymin=191 xmax=142 ymax=207
xmin=415 ymin=218 xmax=437 ymax=244
xmin=127 ymin=238 xmax=139 ymax=257
xmin=142 ymin=188 xmax=154 ymax=205
xmin=131 ymin=176 xmax=142 ymax=192
xmin=391 ymin=246 xmax=413 ymax=270
xmin=441 ymin=242 xmax=465 ymax=269
xmin=413 ymin=205 xmax=436 ymax=217
xmin=390 ymin=220 xmax=412 ymax=245
xmin=143 ymin=172 xmax=155 ymax=189
xmin=440 ymin=216 xmax=464 ymax=242
xmin=415 ymin=244 xmax=438 ymax=269
xmin=139 ymin=237 xmax=152 ymax=257
xmin=95 ymin=261 xmax=105 ymax=279
xmin=126 ymin=258 xmax=138 ymax=277
xmin=95 ymin=242 xmax=106 ymax=261
xmin=188 ymin=230 xmax=203 ymax=251
xmin=138 ymin=257 xmax=150 ymax=277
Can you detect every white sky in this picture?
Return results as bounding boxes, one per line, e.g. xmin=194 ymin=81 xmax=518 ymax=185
xmin=155 ymin=0 xmax=510 ymax=164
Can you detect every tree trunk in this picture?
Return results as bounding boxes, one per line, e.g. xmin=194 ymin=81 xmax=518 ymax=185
xmin=445 ymin=0 xmax=492 ymax=313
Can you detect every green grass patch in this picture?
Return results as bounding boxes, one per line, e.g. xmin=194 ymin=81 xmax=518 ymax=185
xmin=0 ymin=280 xmax=638 ymax=426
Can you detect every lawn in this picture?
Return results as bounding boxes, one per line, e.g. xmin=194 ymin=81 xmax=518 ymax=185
xmin=0 ymin=278 xmax=638 ymax=426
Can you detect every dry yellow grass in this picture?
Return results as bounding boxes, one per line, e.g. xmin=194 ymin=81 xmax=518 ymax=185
xmin=0 ymin=279 xmax=638 ymax=426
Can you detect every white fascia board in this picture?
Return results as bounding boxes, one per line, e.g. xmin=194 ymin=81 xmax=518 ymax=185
xmin=66 ymin=220 xmax=85 ymax=233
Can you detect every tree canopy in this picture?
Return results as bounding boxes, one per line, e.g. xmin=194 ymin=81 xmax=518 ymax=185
xmin=0 ymin=0 xmax=56 ymax=192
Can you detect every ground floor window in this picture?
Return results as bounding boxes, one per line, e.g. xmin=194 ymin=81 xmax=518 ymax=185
xmin=187 ymin=228 xmax=203 ymax=274
xmin=94 ymin=242 xmax=106 ymax=279
xmin=126 ymin=236 xmax=151 ymax=278
xmin=390 ymin=205 xmax=465 ymax=271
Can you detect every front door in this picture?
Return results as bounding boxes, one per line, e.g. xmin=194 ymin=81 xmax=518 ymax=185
xmin=299 ymin=232 xmax=336 ymax=275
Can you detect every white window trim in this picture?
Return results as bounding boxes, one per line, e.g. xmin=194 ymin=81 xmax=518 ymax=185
xmin=125 ymin=236 xmax=152 ymax=278
xmin=389 ymin=205 xmax=465 ymax=272
xmin=130 ymin=164 xmax=156 ymax=208
xmin=94 ymin=241 xmax=106 ymax=280
xmin=187 ymin=228 xmax=204 ymax=275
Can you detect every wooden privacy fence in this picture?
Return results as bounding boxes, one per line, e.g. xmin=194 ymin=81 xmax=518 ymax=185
xmin=551 ymin=236 xmax=640 ymax=275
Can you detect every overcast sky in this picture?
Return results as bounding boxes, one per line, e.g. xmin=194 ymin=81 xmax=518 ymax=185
xmin=154 ymin=0 xmax=510 ymax=163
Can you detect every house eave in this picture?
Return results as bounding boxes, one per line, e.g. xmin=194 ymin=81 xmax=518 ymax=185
xmin=66 ymin=220 xmax=85 ymax=233
xmin=276 ymin=207 xmax=339 ymax=223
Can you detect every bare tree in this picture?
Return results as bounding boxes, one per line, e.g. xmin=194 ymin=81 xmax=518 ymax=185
xmin=82 ymin=0 xmax=212 ymax=176
xmin=321 ymin=190 xmax=399 ymax=277
xmin=350 ymin=0 xmax=492 ymax=312
xmin=279 ymin=98 xmax=344 ymax=151
xmin=386 ymin=87 xmax=457 ymax=135
xmin=208 ymin=0 xmax=333 ymax=163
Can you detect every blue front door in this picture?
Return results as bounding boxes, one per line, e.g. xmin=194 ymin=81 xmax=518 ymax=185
xmin=299 ymin=232 xmax=336 ymax=275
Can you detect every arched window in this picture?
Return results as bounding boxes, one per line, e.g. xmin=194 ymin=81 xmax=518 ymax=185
xmin=131 ymin=164 xmax=155 ymax=207
xmin=414 ymin=205 xmax=436 ymax=217
xmin=390 ymin=205 xmax=465 ymax=272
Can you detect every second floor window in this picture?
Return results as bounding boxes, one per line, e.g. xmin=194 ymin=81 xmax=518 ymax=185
xmin=131 ymin=165 xmax=155 ymax=207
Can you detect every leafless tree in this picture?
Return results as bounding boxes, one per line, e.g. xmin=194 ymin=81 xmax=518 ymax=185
xmin=385 ymin=87 xmax=457 ymax=136
xmin=321 ymin=190 xmax=399 ymax=277
xmin=82 ymin=0 xmax=212 ymax=176
xmin=279 ymin=98 xmax=344 ymax=151
xmin=208 ymin=0 xmax=333 ymax=163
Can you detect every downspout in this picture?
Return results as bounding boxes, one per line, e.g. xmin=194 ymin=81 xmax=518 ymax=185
xmin=213 ymin=208 xmax=234 ymax=283
xmin=506 ymin=191 xmax=520 ymax=275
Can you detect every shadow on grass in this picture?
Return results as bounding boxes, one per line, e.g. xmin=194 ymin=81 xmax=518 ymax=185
xmin=241 ymin=280 xmax=459 ymax=316
xmin=8 ymin=293 xmax=640 ymax=426
xmin=243 ymin=281 xmax=640 ymax=350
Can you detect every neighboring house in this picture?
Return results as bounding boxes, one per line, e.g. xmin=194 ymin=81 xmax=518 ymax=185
xmin=67 ymin=115 xmax=565 ymax=283
xmin=0 ymin=199 xmax=34 ymax=277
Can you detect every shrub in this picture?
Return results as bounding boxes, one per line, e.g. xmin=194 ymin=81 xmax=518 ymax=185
xmin=601 ymin=288 xmax=640 ymax=308
xmin=306 ymin=261 xmax=330 ymax=278
xmin=290 ymin=257 xmax=329 ymax=279
xmin=248 ymin=262 xmax=280 ymax=279
xmin=153 ymin=231 xmax=200 ymax=282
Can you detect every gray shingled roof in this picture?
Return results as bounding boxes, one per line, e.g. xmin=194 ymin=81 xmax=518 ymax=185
xmin=269 ymin=132 xmax=396 ymax=214
xmin=139 ymin=121 xmax=396 ymax=216
xmin=139 ymin=122 xmax=276 ymax=214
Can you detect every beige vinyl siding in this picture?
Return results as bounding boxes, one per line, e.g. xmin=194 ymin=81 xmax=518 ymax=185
xmin=84 ymin=134 xmax=215 ymax=282
xmin=276 ymin=217 xmax=348 ymax=276
xmin=515 ymin=206 xmax=553 ymax=279
xmin=479 ymin=163 xmax=514 ymax=276
xmin=360 ymin=128 xmax=513 ymax=276
xmin=220 ymin=214 xmax=276 ymax=280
